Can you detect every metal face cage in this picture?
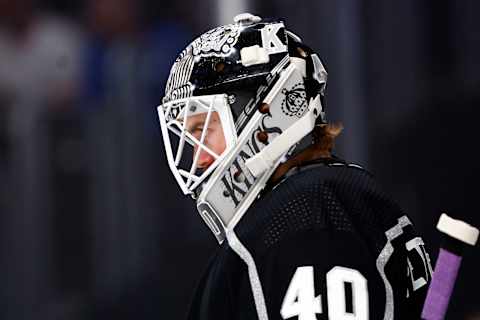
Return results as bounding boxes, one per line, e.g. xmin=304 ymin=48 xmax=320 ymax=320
xmin=157 ymin=94 xmax=237 ymax=195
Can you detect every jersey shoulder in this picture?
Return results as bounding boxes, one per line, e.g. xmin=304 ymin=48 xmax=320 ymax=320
xmin=236 ymin=159 xmax=405 ymax=256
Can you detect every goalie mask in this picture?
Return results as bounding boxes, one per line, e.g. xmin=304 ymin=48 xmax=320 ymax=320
xmin=157 ymin=13 xmax=328 ymax=243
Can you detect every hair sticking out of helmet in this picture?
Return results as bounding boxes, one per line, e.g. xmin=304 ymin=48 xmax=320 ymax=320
xmin=312 ymin=123 xmax=344 ymax=156
xmin=269 ymin=123 xmax=343 ymax=184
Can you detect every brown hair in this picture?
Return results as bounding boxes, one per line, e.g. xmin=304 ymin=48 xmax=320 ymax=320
xmin=270 ymin=122 xmax=343 ymax=183
xmin=312 ymin=123 xmax=344 ymax=157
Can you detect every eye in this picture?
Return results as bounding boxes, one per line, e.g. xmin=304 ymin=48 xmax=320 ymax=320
xmin=191 ymin=127 xmax=204 ymax=139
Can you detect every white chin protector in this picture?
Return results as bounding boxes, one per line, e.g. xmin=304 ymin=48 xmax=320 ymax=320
xmin=158 ymin=62 xmax=323 ymax=244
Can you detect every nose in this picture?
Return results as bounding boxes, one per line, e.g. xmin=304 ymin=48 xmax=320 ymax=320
xmin=195 ymin=146 xmax=215 ymax=169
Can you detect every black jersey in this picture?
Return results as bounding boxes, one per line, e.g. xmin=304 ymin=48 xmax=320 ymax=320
xmin=187 ymin=160 xmax=432 ymax=320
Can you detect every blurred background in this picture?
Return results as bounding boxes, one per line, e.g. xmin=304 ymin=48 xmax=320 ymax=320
xmin=0 ymin=0 xmax=478 ymax=319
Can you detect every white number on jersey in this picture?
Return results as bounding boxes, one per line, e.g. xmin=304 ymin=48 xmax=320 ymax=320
xmin=281 ymin=266 xmax=368 ymax=320
xmin=280 ymin=266 xmax=322 ymax=320
xmin=326 ymin=267 xmax=369 ymax=320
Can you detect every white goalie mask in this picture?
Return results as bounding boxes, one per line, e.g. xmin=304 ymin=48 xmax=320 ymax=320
xmin=157 ymin=13 xmax=328 ymax=243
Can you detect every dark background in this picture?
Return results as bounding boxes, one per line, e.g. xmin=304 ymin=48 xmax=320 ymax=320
xmin=0 ymin=0 xmax=478 ymax=319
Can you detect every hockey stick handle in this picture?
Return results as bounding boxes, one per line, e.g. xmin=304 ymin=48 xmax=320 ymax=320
xmin=421 ymin=247 xmax=462 ymax=319
xmin=421 ymin=214 xmax=478 ymax=320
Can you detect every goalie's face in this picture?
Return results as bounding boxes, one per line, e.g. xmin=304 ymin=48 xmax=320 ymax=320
xmin=157 ymin=94 xmax=237 ymax=196
xmin=186 ymin=112 xmax=226 ymax=169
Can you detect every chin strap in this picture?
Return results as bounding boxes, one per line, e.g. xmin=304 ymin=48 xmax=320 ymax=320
xmin=245 ymin=95 xmax=322 ymax=178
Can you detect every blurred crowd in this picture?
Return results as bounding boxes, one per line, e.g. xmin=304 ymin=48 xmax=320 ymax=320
xmin=0 ymin=0 xmax=209 ymax=319
xmin=1 ymin=0 xmax=479 ymax=319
